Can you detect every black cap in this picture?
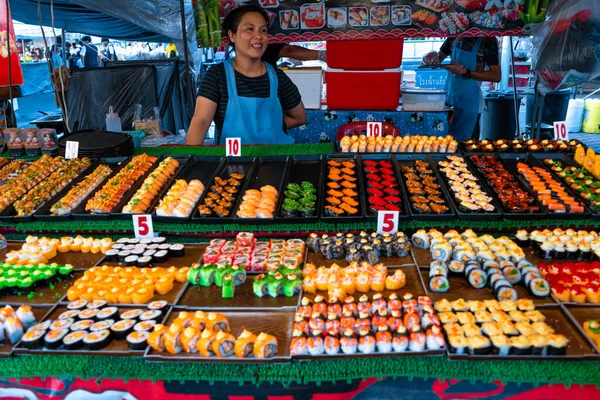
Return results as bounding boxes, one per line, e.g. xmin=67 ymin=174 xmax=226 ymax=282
xmin=81 ymin=35 xmax=92 ymax=42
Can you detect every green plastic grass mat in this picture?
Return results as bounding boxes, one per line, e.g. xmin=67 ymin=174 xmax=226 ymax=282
xmin=4 ymin=219 xmax=600 ymax=238
xmin=136 ymin=143 xmax=335 ymax=157
xmin=1 ymin=355 xmax=599 ymax=386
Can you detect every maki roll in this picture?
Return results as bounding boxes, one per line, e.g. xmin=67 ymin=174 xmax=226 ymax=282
xmin=447 ymin=335 xmax=468 ymax=355
xmin=90 ymin=320 xmax=114 ymax=332
xmin=83 ymin=329 xmax=112 ymax=350
xmin=104 ymin=249 xmax=119 ymax=262
xmin=127 ymin=331 xmax=150 ymax=350
xmin=491 ymin=334 xmax=512 ymax=356
xmin=283 ymin=274 xmax=302 ymax=297
xmin=44 ymin=329 xmax=69 ymax=349
xmin=229 ymin=265 xmax=247 ymax=286
xmin=134 ymin=320 xmax=156 ymax=332
xmin=26 ymin=320 xmax=51 ymax=333
xmin=198 ymin=265 xmax=216 ymax=287
xmin=528 ymin=334 xmax=549 ymax=356
xmin=253 ymin=274 xmax=268 ymax=297
xmin=345 ymin=248 xmax=360 ymax=263
xmin=97 ymin=307 xmax=119 ymax=321
xmin=63 ymin=331 xmax=87 ymax=350
xmin=340 ymin=329 xmax=358 ymax=354
xmin=425 ymin=325 xmax=445 ymax=350
xmin=111 ymin=319 xmax=135 ymax=339
xmin=51 ymin=318 xmax=74 ymax=331
xmin=168 ymin=244 xmax=185 ymax=258
xmin=87 ymin=300 xmax=108 ymax=310
xmin=140 ymin=310 xmax=162 ymax=321
xmin=448 ymin=260 xmax=465 ymax=275
xmin=21 ymin=329 xmax=46 ymax=349
xmin=235 ymin=329 xmax=257 ymax=358
xmin=431 ymin=243 xmax=452 ymax=262
xmin=547 ymin=334 xmax=569 ymax=355
xmin=306 ymin=233 xmax=321 ymax=253
xmin=222 ymin=274 xmax=235 ymax=299
xmin=137 ymin=256 xmax=152 ymax=267
xmin=496 ymin=286 xmax=518 ymax=302
xmin=360 ymin=245 xmax=380 ymax=265
xmin=58 ymin=310 xmax=80 ymax=320
xmin=429 ymin=276 xmax=449 ymax=293
xmin=357 ymin=328 xmax=376 ymax=354
xmin=529 ymin=278 xmax=550 ymax=297
xmin=253 ymin=332 xmax=278 ymax=359
xmin=408 ymin=329 xmax=426 ymax=352
xmin=375 ymin=328 xmax=393 ymax=353
xmin=509 ymin=335 xmax=532 ymax=355
xmin=392 ymin=326 xmax=409 ymax=353
xmin=120 ymin=309 xmax=143 ymax=321
xmin=467 ymin=269 xmax=487 ymax=289
xmin=468 ymin=335 xmax=491 ymax=355
xmin=307 ymin=334 xmax=324 ymax=356
xmin=67 ymin=299 xmax=88 ymax=310
xmin=411 ymin=230 xmax=430 ymax=249
xmin=331 ymin=240 xmax=345 ymax=259
xmin=324 ymin=336 xmax=341 ymax=355
xmin=153 ymin=250 xmax=169 ymax=264
xmin=502 ymin=266 xmax=522 ymax=284
xmin=70 ymin=320 xmax=94 ymax=332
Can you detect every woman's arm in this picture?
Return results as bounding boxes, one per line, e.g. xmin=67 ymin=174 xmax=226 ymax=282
xmin=186 ymin=97 xmax=217 ymax=145
xmin=284 ymin=101 xmax=306 ymax=129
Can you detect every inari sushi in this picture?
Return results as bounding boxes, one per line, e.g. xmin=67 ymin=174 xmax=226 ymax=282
xmin=253 ymin=332 xmax=278 ymax=359
xmin=212 ymin=331 xmax=236 ymax=357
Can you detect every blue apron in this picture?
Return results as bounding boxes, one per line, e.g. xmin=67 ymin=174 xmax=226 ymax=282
xmin=220 ymin=58 xmax=295 ymax=145
xmin=445 ymin=38 xmax=482 ymax=141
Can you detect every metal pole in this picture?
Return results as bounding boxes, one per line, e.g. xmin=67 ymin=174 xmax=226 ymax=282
xmin=5 ymin=0 xmax=14 ymax=107
xmin=179 ymin=0 xmax=191 ymax=72
xmin=61 ymin=28 xmax=66 ymax=65
xmin=509 ymin=37 xmax=520 ymax=138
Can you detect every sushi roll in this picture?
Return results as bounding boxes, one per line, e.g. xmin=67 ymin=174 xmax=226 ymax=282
xmin=153 ymin=250 xmax=169 ymax=264
xmin=83 ymin=329 xmax=112 ymax=350
xmin=120 ymin=309 xmax=143 ymax=321
xmin=167 ymin=244 xmax=185 ymax=258
xmin=211 ymin=331 xmax=237 ymax=357
xmin=90 ymin=320 xmax=114 ymax=332
xmin=117 ymin=250 xmax=131 ymax=263
xmin=547 ymin=334 xmax=568 ymax=355
xmin=147 ymin=300 xmax=168 ymax=315
xmin=123 ymin=255 xmax=138 ymax=266
xmin=137 ymin=256 xmax=152 ymax=268
xmin=78 ymin=309 xmax=99 ymax=322
xmin=70 ymin=320 xmax=94 ymax=332
xmin=411 ymin=230 xmax=430 ymax=249
xmin=491 ymin=334 xmax=512 ymax=356
xmin=502 ymin=267 xmax=522 ymax=284
xmin=44 ymin=329 xmax=69 ymax=349
xmin=431 ymin=243 xmax=452 ymax=262
xmin=340 ymin=329 xmax=358 ymax=354
xmin=375 ymin=328 xmax=393 ymax=353
xmin=307 ymin=334 xmax=324 ymax=356
xmin=111 ymin=319 xmax=135 ymax=339
xmin=529 ymin=278 xmax=550 ymax=297
xmin=253 ymin=332 xmax=278 ymax=359
xmin=528 ymin=334 xmax=549 ymax=355
xmin=235 ymin=329 xmax=258 ymax=358
xmin=468 ymin=335 xmax=491 ymax=355
xmin=467 ymin=269 xmax=487 ymax=289
xmin=447 ymin=334 xmax=468 ymax=355
xmin=134 ymin=320 xmax=156 ymax=332
xmin=97 ymin=307 xmax=119 ymax=321
xmin=51 ymin=318 xmax=75 ymax=331
xmin=63 ymin=331 xmax=87 ymax=350
xmin=58 ymin=310 xmax=80 ymax=320
xmin=408 ymin=329 xmax=426 ymax=352
xmin=222 ymin=274 xmax=235 ymax=299
xmin=67 ymin=299 xmax=88 ymax=310
xmin=425 ymin=325 xmax=445 ymax=350
xmin=357 ymin=328 xmax=376 ymax=354
xmin=429 ymin=276 xmax=449 ymax=293
xmin=139 ymin=310 xmax=162 ymax=322
xmin=324 ymin=336 xmax=341 ymax=355
xmin=152 ymin=237 xmax=167 ymax=245
xmin=22 ymin=328 xmax=46 ymax=349
xmin=27 ymin=320 xmax=51 ymax=333
xmin=86 ymin=300 xmax=108 ymax=310
xmin=496 ymin=286 xmax=518 ymax=302
xmin=509 ymin=335 xmax=532 ymax=355
xmin=392 ymin=325 xmax=409 ymax=353
xmin=448 ymin=260 xmax=465 ymax=275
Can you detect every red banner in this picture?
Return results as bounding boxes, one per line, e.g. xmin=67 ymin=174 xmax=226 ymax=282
xmin=0 ymin=0 xmax=24 ymax=87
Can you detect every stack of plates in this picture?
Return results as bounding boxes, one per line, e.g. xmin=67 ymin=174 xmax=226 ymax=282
xmin=58 ymin=130 xmax=134 ymax=158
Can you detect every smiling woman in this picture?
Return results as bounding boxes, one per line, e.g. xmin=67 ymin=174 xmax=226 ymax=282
xmin=187 ymin=6 xmax=307 ymax=146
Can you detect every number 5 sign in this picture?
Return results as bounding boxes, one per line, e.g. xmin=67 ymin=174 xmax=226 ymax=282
xmin=133 ymin=214 xmax=154 ymax=239
xmin=554 ymin=121 xmax=568 ymax=141
xmin=377 ymin=211 xmax=399 ymax=234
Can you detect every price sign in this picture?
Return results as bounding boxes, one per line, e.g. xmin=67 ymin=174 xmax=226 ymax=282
xmin=226 ymin=137 xmax=241 ymax=157
xmin=133 ymin=214 xmax=154 ymax=239
xmin=65 ymin=141 xmax=79 ymax=159
xmin=554 ymin=121 xmax=568 ymax=141
xmin=367 ymin=122 xmax=382 ymax=138
xmin=377 ymin=210 xmax=399 ymax=235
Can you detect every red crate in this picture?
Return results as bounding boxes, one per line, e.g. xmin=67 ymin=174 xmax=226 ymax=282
xmin=326 ymin=39 xmax=404 ymax=70
xmin=326 ymin=68 xmax=402 ymax=111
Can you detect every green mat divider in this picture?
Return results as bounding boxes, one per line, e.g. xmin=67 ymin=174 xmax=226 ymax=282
xmin=1 ymin=355 xmax=599 ymax=386
xmin=135 ymin=143 xmax=335 ymax=157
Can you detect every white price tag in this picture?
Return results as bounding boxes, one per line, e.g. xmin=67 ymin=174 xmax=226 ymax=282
xmin=65 ymin=141 xmax=79 ymax=159
xmin=554 ymin=121 xmax=568 ymax=141
xmin=367 ymin=122 xmax=382 ymax=138
xmin=133 ymin=214 xmax=154 ymax=239
xmin=377 ymin=211 xmax=399 ymax=235
xmin=226 ymin=137 xmax=241 ymax=157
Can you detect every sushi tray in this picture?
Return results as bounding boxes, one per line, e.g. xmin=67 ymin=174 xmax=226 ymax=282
xmin=70 ymin=154 xmax=158 ymax=220
xmin=562 ymin=305 xmax=600 ymax=357
xmin=14 ymin=302 xmax=171 ymax=357
xmin=34 ymin=159 xmax=118 ymax=221
xmin=0 ymin=271 xmax=83 ymax=306
xmin=359 ymin=154 xmax=409 ymax=222
xmin=306 ymin=230 xmax=414 ymax=267
xmin=529 ymin=153 xmax=600 ymax=219
xmin=99 ymin=241 xmax=205 ymax=270
xmin=152 ymin=156 xmax=224 ymax=223
xmin=0 ymin=159 xmax=30 ymax=186
xmin=191 ymin=156 xmax=256 ymax=224
xmin=0 ymin=156 xmax=95 ymax=222
xmin=178 ymin=275 xmax=301 ymax=310
xmin=1 ymin=241 xmax=106 ymax=271
xmin=395 ymin=154 xmax=456 ymax=221
xmin=111 ymin=154 xmax=193 ymax=220
xmin=503 ymin=154 xmax=590 ymax=220
xmin=321 ymin=154 xmax=366 ymax=222
xmin=428 ymin=154 xmax=503 ymax=221
xmin=466 ymin=154 xmax=547 ymax=220
xmin=0 ymin=305 xmax=53 ymax=357
xmin=292 ymin=290 xmax=446 ymax=360
xmin=144 ymin=307 xmax=294 ymax=363
xmin=460 ymin=138 xmax=582 ymax=154
xmin=233 ymin=156 xmax=290 ymax=224
xmin=435 ymin=299 xmax=598 ymax=360
xmin=275 ymin=155 xmax=323 ymax=223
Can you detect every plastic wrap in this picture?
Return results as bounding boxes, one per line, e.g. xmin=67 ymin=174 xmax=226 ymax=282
xmin=532 ymin=0 xmax=600 ymax=91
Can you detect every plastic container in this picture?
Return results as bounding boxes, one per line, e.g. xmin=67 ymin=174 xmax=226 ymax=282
xmin=401 ymin=87 xmax=446 ymax=112
xmin=582 ymin=99 xmax=600 ymax=134
xmin=566 ymin=99 xmax=585 ymax=133
xmin=283 ymin=68 xmax=323 ymax=109
xmin=327 ymin=39 xmax=403 ymax=70
xmin=481 ymin=90 xmax=522 ymax=140
xmin=326 ymin=68 xmax=401 ymax=110
xmin=4 ymin=128 xmax=25 ymax=157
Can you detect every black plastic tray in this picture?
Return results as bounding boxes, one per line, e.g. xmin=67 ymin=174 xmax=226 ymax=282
xmin=321 ymin=154 xmax=366 ymax=222
xmin=394 ymin=154 xmax=456 ymax=221
xmin=466 ymin=153 xmax=547 ymax=220
xmin=275 ymin=155 xmax=323 ymax=223
xmin=111 ymin=154 xmax=192 ymax=219
xmin=152 ymin=156 xmax=224 ymax=223
xmin=232 ymin=156 xmax=290 ymax=225
xmin=33 ymin=159 xmax=118 ymax=221
xmin=515 ymin=154 xmax=592 ymax=220
xmin=530 ymin=153 xmax=600 ymax=220
xmin=0 ymin=158 xmax=100 ymax=222
xmin=190 ymin=157 xmax=257 ymax=224
xmin=359 ymin=153 xmax=410 ymax=221
xmin=428 ymin=154 xmax=503 ymax=221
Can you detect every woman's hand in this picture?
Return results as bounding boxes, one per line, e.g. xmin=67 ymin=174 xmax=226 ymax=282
xmin=186 ymin=97 xmax=217 ymax=145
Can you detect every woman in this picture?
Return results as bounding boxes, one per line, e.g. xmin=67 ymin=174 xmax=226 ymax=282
xmin=187 ymin=6 xmax=306 ymax=145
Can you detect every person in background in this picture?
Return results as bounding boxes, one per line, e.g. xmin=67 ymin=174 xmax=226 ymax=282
xmin=79 ymin=36 xmax=99 ymax=68
xmin=49 ymin=40 xmax=64 ymax=69
xmin=187 ymin=5 xmax=306 ymax=145
xmin=99 ymin=38 xmax=116 ymax=66
xmin=261 ymin=43 xmax=325 ymax=67
xmin=422 ymin=37 xmax=501 ymax=141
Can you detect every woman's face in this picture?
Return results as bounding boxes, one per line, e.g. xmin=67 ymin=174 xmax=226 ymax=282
xmin=229 ymin=12 xmax=268 ymax=60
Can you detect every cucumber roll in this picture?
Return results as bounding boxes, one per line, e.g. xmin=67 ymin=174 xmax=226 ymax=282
xmin=283 ymin=274 xmax=302 ymax=297
xmin=429 ymin=276 xmax=449 ymax=293
xmin=529 ymin=278 xmax=550 ymax=297
xmin=222 ymin=274 xmax=235 ymax=299
xmin=253 ymin=274 xmax=269 ymax=297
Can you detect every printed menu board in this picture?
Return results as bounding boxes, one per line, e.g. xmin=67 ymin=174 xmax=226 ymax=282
xmin=194 ymin=0 xmax=549 ymax=47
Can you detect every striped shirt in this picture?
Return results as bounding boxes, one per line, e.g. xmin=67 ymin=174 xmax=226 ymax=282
xmin=198 ymin=63 xmax=301 ymax=142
